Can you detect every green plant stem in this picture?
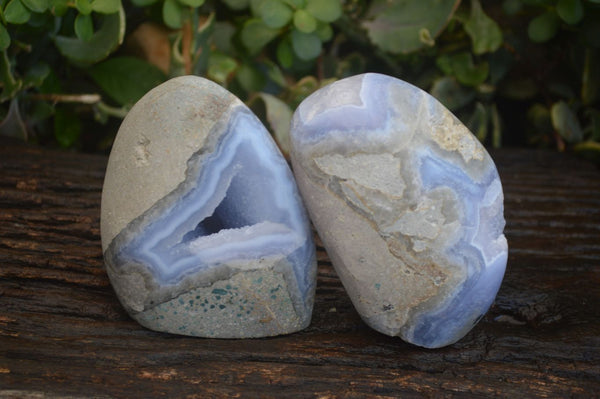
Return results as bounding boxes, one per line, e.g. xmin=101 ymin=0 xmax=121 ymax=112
xmin=574 ymin=140 xmax=600 ymax=152
xmin=96 ymin=101 xmax=129 ymax=118
xmin=28 ymin=93 xmax=128 ymax=118
xmin=0 ymin=50 xmax=21 ymax=100
xmin=29 ymin=93 xmax=102 ymax=104
xmin=0 ymin=50 xmax=15 ymax=86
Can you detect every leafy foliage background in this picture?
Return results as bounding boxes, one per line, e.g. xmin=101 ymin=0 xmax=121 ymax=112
xmin=0 ymin=0 xmax=599 ymax=158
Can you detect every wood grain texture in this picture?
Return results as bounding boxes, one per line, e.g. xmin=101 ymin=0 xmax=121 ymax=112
xmin=1 ymin=137 xmax=599 ymax=398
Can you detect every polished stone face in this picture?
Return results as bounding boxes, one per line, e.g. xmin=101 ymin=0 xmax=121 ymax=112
xmin=101 ymin=76 xmax=316 ymax=338
xmin=290 ymin=73 xmax=508 ymax=348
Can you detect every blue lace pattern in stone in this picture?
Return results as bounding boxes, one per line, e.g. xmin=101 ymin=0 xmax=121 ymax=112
xmin=105 ymin=105 xmax=316 ymax=338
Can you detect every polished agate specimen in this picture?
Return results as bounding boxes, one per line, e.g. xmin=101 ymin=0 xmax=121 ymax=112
xmin=290 ymin=73 xmax=508 ymax=348
xmin=101 ymin=76 xmax=316 ymax=338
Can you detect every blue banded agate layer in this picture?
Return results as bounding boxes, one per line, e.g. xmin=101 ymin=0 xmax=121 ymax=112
xmin=101 ymin=76 xmax=316 ymax=338
xmin=290 ymin=73 xmax=508 ymax=348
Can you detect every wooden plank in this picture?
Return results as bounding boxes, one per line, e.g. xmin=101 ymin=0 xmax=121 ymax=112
xmin=1 ymin=138 xmax=599 ymax=398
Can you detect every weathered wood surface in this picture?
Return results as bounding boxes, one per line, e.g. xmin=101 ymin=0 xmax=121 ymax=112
xmin=0 ymin=136 xmax=599 ymax=398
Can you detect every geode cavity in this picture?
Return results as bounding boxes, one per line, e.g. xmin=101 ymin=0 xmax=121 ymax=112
xmin=101 ymin=76 xmax=316 ymax=338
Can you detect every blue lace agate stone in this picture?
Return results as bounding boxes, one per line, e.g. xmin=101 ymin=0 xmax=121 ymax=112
xmin=101 ymin=76 xmax=316 ymax=338
xmin=290 ymin=73 xmax=508 ymax=348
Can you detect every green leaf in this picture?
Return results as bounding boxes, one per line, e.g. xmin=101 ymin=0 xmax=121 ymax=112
xmin=527 ymin=103 xmax=553 ymax=135
xmin=50 ymin=0 xmax=69 ymax=15
xmin=502 ymin=0 xmax=521 ymax=15
xmin=207 ymin=51 xmax=237 ymax=85
xmin=451 ymin=52 xmax=489 ymax=86
xmin=26 ymin=11 xmax=50 ymax=27
xmin=23 ymin=62 xmax=50 ymax=88
xmin=54 ymin=107 xmax=81 ymax=148
xmin=130 ymin=0 xmax=158 ymax=6
xmin=438 ymin=52 xmax=489 ymax=87
xmin=288 ymin=75 xmax=318 ymax=108
xmin=258 ymin=92 xmax=292 ymax=156
xmin=54 ymin=7 xmax=125 ymax=64
xmin=528 ymin=11 xmax=560 ymax=43
xmin=430 ymin=76 xmax=476 ymax=111
xmin=264 ymin=60 xmax=286 ymax=87
xmin=291 ymin=29 xmax=321 ymax=60
xmin=236 ymin=62 xmax=265 ymax=92
xmin=276 ymin=39 xmax=293 ymax=68
xmin=39 ymin=68 xmax=61 ymax=93
xmin=0 ymin=24 xmax=10 ymax=50
xmin=75 ymin=0 xmax=92 ymax=15
xmin=305 ymin=0 xmax=341 ymax=23
xmin=467 ymin=102 xmax=488 ymax=142
xmin=520 ymin=0 xmax=552 ymax=4
xmin=74 ymin=13 xmax=94 ymax=41
xmin=436 ymin=54 xmax=454 ymax=76
xmin=500 ymin=78 xmax=538 ymax=99
xmin=293 ymin=9 xmax=317 ymax=33
xmin=464 ymin=0 xmax=503 ymax=54
xmin=20 ymin=0 xmax=47 ymax=12
xmin=213 ymin=22 xmax=235 ymax=53
xmin=249 ymin=0 xmax=260 ymax=14
xmin=253 ymin=0 xmax=292 ymax=29
xmin=573 ymin=141 xmax=600 ymax=161
xmin=362 ymin=0 xmax=459 ymax=54
xmin=222 ymin=0 xmax=248 ymax=10
xmin=4 ymin=0 xmax=31 ymax=24
xmin=88 ymin=56 xmax=166 ymax=106
xmin=315 ymin=22 xmax=332 ymax=41
xmin=177 ymin=0 xmax=205 ymax=7
xmin=488 ymin=48 xmax=513 ymax=84
xmin=551 ymin=101 xmax=583 ymax=143
xmin=336 ymin=52 xmax=366 ymax=78
xmin=29 ymin=100 xmax=55 ymax=124
xmin=0 ymin=99 xmax=27 ymax=140
xmin=581 ymin=7 xmax=600 ymax=47
xmin=282 ymin=0 xmax=304 ymax=7
xmin=163 ymin=0 xmax=183 ymax=29
xmin=556 ymin=0 xmax=583 ymax=25
xmin=240 ymin=18 xmax=280 ymax=55
xmin=92 ymin=0 xmax=121 ymax=14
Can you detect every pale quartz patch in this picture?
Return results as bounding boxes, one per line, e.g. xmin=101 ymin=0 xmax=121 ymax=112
xmin=188 ymin=222 xmax=299 ymax=255
xmin=315 ymin=153 xmax=405 ymax=197
xmin=430 ymin=113 xmax=485 ymax=163
xmin=293 ymin=163 xmax=464 ymax=335
xmin=384 ymin=196 xmax=447 ymax=239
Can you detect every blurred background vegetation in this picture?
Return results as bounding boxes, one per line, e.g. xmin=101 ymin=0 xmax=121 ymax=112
xmin=0 ymin=0 xmax=599 ymax=159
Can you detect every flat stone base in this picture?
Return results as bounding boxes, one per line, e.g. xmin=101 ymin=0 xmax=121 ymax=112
xmin=134 ymin=268 xmax=309 ymax=338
